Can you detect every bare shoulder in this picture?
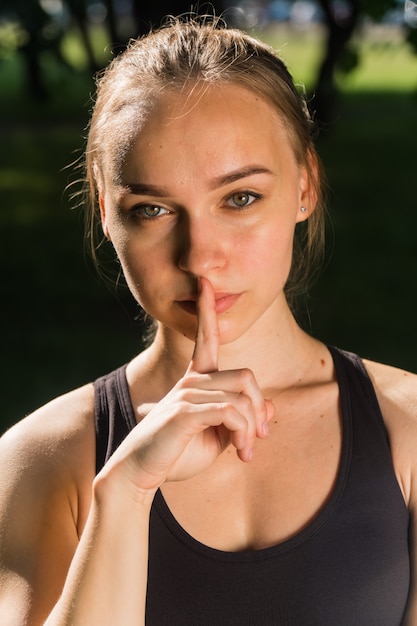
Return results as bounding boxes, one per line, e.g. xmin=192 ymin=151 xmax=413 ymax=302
xmin=361 ymin=361 xmax=417 ymax=623
xmin=0 ymin=384 xmax=96 ymax=624
xmin=363 ymin=358 xmax=417 ymax=504
xmin=0 ymin=382 xmax=97 ymax=533
xmin=363 ymin=358 xmax=417 ymax=412
xmin=0 ymin=383 xmax=96 ymax=488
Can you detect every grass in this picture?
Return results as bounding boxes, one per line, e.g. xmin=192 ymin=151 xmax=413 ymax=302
xmin=1 ymin=24 xmax=417 ymax=432
xmin=259 ymin=23 xmax=417 ymax=91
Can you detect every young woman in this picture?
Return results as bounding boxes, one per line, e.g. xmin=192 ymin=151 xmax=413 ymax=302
xmin=0 ymin=18 xmax=416 ymax=625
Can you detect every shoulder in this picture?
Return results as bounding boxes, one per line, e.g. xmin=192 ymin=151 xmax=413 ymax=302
xmin=1 ymin=382 xmax=96 ymax=459
xmin=0 ymin=383 xmax=96 ymax=529
xmin=363 ymin=358 xmax=417 ymax=412
xmin=363 ymin=360 xmax=417 ymax=622
xmin=0 ymin=385 xmax=97 ymax=619
xmin=362 ymin=358 xmax=417 ymax=505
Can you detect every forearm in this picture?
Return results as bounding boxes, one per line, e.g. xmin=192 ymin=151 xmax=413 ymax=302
xmin=45 ymin=477 xmax=155 ymax=625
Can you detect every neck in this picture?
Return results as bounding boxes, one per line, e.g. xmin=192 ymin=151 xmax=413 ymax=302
xmin=138 ymin=297 xmax=319 ymax=395
xmin=217 ymin=299 xmax=318 ymax=391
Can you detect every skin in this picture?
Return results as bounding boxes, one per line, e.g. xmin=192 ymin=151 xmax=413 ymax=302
xmin=100 ymin=84 xmax=311 ymax=348
xmin=0 ymin=83 xmax=417 ymax=624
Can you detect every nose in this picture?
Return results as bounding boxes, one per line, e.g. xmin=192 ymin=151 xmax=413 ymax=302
xmin=177 ymin=213 xmax=227 ymax=277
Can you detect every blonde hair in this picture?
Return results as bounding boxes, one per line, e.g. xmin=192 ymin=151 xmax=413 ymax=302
xmin=84 ymin=16 xmax=326 ymax=303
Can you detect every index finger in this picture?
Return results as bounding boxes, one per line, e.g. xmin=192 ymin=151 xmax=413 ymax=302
xmin=188 ymin=277 xmax=219 ymax=374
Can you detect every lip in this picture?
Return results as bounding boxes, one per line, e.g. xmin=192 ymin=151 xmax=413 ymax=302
xmin=213 ymin=292 xmax=241 ymax=314
xmin=176 ymin=293 xmax=241 ymax=316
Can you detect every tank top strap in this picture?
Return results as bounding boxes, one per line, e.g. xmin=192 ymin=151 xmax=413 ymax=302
xmin=93 ymin=348 xmax=391 ymax=477
xmin=94 ymin=364 xmax=136 ymax=473
xmin=328 ymin=345 xmax=389 ymax=440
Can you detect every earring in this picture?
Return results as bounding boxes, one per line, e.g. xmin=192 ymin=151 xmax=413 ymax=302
xmin=300 ymin=206 xmax=307 ymax=213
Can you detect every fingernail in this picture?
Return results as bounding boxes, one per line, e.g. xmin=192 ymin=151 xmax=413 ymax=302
xmin=262 ymin=421 xmax=270 ymax=436
xmin=247 ymin=448 xmax=254 ymax=462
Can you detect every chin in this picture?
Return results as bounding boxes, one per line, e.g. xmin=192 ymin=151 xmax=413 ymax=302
xmin=164 ymin=318 xmax=237 ymax=346
xmin=158 ymin=308 xmax=258 ymax=348
xmin=217 ymin=318 xmax=253 ymax=346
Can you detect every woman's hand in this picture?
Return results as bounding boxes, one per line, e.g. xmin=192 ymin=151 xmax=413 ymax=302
xmin=103 ymin=277 xmax=274 ymax=493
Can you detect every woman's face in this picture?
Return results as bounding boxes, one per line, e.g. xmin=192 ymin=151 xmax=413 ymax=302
xmin=99 ymin=83 xmax=313 ymax=344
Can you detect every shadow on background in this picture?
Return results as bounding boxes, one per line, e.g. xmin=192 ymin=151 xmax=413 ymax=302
xmin=1 ymin=19 xmax=417 ymax=433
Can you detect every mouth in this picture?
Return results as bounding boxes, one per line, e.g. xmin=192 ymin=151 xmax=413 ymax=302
xmin=213 ymin=293 xmax=241 ymax=314
xmin=176 ymin=293 xmax=241 ymax=316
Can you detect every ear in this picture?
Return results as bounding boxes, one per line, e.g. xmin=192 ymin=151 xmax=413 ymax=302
xmin=99 ymin=193 xmax=111 ymax=241
xmin=295 ymin=151 xmax=319 ymax=223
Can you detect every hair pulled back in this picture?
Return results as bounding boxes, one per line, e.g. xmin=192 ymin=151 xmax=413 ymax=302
xmin=84 ymin=16 xmax=326 ymax=303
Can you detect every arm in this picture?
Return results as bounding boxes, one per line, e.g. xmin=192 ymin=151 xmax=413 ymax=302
xmin=398 ymin=407 xmax=417 ymax=625
xmin=46 ymin=471 xmax=154 ymax=624
xmin=402 ymin=509 xmax=417 ymax=625
xmin=0 ymin=386 xmax=155 ymax=625
xmin=0 ymin=388 xmax=155 ymax=626
xmin=1 ymin=279 xmax=272 ymax=624
xmin=364 ymin=360 xmax=417 ymax=625
xmin=48 ymin=277 xmax=273 ymax=624
xmin=0 ymin=387 xmax=95 ymax=624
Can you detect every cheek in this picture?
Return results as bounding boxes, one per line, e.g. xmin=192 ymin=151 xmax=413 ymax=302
xmin=118 ymin=249 xmax=153 ymax=296
xmin=238 ymin=222 xmax=296 ymax=279
xmin=116 ymin=239 xmax=174 ymax=310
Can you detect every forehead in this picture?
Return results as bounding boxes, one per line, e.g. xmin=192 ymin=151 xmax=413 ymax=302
xmin=137 ymin=83 xmax=286 ymax=141
xmin=113 ymin=83 xmax=296 ymax=186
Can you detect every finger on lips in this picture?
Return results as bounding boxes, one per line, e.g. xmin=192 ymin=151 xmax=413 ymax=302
xmin=187 ymin=276 xmax=272 ymax=460
xmin=189 ymin=276 xmax=219 ymax=375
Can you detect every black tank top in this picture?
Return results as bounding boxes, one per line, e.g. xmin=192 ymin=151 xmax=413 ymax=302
xmin=94 ymin=346 xmax=410 ymax=625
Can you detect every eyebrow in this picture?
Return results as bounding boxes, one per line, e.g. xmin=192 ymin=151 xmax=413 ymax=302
xmin=122 ymin=166 xmax=273 ymax=197
xmin=209 ymin=166 xmax=274 ymax=190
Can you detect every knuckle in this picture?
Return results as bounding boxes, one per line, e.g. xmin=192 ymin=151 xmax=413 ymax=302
xmin=179 ymin=373 xmax=197 ymax=388
xmin=178 ymin=372 xmax=204 ymax=392
xmin=238 ymin=367 xmax=255 ymax=387
xmin=236 ymin=391 xmax=252 ymax=413
xmin=219 ymin=402 xmax=235 ymax=419
xmin=175 ymin=390 xmax=197 ymax=408
xmin=178 ymin=398 xmax=192 ymax=413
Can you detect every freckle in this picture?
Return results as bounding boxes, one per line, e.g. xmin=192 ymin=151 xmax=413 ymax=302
xmin=320 ymin=414 xmax=324 ymax=418
xmin=274 ymin=421 xmax=278 ymax=424
xmin=320 ymin=359 xmax=325 ymax=366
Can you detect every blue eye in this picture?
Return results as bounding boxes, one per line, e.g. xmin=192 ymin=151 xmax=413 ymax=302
xmin=227 ymin=192 xmax=260 ymax=208
xmin=133 ymin=205 xmax=169 ymax=219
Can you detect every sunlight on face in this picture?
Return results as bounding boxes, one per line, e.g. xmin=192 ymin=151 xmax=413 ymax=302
xmin=100 ymin=83 xmax=312 ymax=345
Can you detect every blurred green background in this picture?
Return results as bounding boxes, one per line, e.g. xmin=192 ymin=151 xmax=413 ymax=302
xmin=1 ymin=15 xmax=417 ymax=433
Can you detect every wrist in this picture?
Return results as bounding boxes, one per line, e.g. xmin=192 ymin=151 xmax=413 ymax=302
xmin=93 ymin=462 xmax=157 ymax=515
